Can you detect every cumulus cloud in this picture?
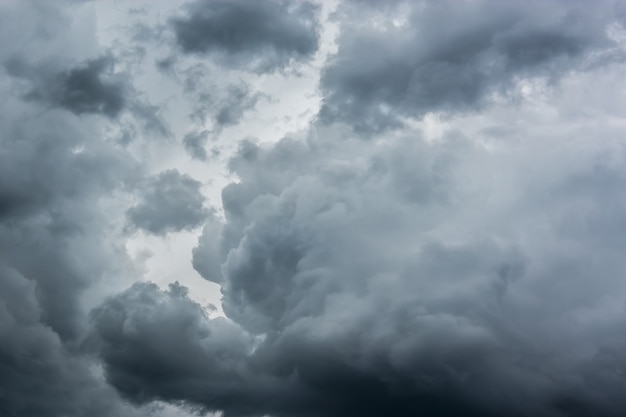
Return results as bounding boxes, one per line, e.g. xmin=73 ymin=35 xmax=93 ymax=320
xmin=170 ymin=0 xmax=320 ymax=72
xmin=319 ymin=0 xmax=626 ymax=132
xmin=6 ymin=0 xmax=626 ymax=417
xmin=0 ymin=2 xmax=145 ymax=416
xmin=5 ymin=56 xmax=126 ymax=117
xmin=98 ymin=51 xmax=626 ymax=417
xmin=127 ymin=169 xmax=209 ymax=235
xmin=98 ymin=63 xmax=626 ymax=415
xmin=89 ymin=282 xmax=264 ymax=414
xmin=0 ymin=266 xmax=140 ymax=417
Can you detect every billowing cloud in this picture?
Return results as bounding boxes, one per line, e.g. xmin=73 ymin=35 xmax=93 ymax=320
xmin=97 ymin=63 xmax=626 ymax=415
xmin=89 ymin=282 xmax=264 ymax=414
xmin=320 ymin=0 xmax=625 ymax=132
xmin=94 ymin=30 xmax=626 ymax=413
xmin=170 ymin=0 xmax=320 ymax=72
xmin=0 ymin=266 xmax=140 ymax=417
xmin=5 ymin=56 xmax=126 ymax=117
xmin=127 ymin=169 xmax=209 ymax=235
xmin=5 ymin=0 xmax=626 ymax=417
xmin=0 ymin=2 xmax=144 ymax=416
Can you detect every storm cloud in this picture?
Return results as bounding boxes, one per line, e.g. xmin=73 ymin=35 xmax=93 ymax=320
xmin=0 ymin=2 xmax=143 ymax=416
xmin=99 ymin=92 xmax=626 ymax=416
xmin=4 ymin=1 xmax=626 ymax=417
xmin=171 ymin=0 xmax=320 ymax=72
xmin=320 ymin=0 xmax=626 ymax=132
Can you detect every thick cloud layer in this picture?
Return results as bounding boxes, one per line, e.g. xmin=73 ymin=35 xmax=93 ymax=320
xmin=5 ymin=1 xmax=626 ymax=417
xmin=127 ymin=169 xmax=209 ymax=235
xmin=0 ymin=2 xmax=148 ymax=416
xmin=171 ymin=0 xmax=320 ymax=72
xmin=93 ymin=16 xmax=626 ymax=415
xmin=90 ymin=282 xmax=264 ymax=414
xmin=96 ymin=77 xmax=626 ymax=417
xmin=0 ymin=266 xmax=139 ymax=417
xmin=320 ymin=0 xmax=626 ymax=132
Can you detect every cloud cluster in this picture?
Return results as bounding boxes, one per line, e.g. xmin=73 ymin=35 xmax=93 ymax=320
xmin=171 ymin=0 xmax=320 ymax=72
xmin=99 ymin=74 xmax=626 ymax=417
xmin=0 ymin=2 xmax=143 ymax=416
xmin=127 ymin=169 xmax=209 ymax=235
xmin=5 ymin=0 xmax=626 ymax=417
xmin=89 ymin=1 xmax=626 ymax=415
xmin=5 ymin=56 xmax=126 ymax=118
xmin=320 ymin=0 xmax=626 ymax=132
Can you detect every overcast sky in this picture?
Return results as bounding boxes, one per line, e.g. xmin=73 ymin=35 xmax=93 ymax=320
xmin=2 ymin=0 xmax=626 ymax=416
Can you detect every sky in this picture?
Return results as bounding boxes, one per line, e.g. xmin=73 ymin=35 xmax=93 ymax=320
xmin=2 ymin=0 xmax=626 ymax=416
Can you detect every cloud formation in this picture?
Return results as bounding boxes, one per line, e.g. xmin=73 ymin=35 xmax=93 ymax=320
xmin=127 ymin=169 xmax=209 ymax=235
xmin=5 ymin=56 xmax=126 ymax=117
xmin=5 ymin=0 xmax=626 ymax=417
xmin=0 ymin=2 xmax=143 ymax=416
xmin=170 ymin=0 xmax=320 ymax=72
xmin=99 ymin=84 xmax=626 ymax=416
xmin=0 ymin=266 xmax=139 ymax=417
xmin=320 ymin=0 xmax=625 ymax=132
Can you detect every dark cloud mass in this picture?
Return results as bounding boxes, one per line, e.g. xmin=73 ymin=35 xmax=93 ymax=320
xmin=5 ymin=56 xmax=126 ymax=117
xmin=320 ymin=0 xmax=625 ymax=132
xmin=98 ymin=120 xmax=626 ymax=417
xmin=5 ymin=0 xmax=626 ymax=417
xmin=171 ymin=0 xmax=320 ymax=71
xmin=50 ymin=57 xmax=125 ymax=117
xmin=127 ymin=169 xmax=209 ymax=235
xmin=0 ymin=2 xmax=142 ymax=416
xmin=0 ymin=266 xmax=137 ymax=417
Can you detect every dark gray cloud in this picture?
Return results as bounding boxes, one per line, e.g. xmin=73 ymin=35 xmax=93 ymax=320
xmin=127 ymin=169 xmax=209 ymax=235
xmin=0 ymin=266 xmax=139 ymax=417
xmin=319 ymin=0 xmax=625 ymax=132
xmin=171 ymin=0 xmax=320 ymax=72
xmin=0 ymin=95 xmax=136 ymax=340
xmin=0 ymin=2 xmax=151 ymax=416
xmin=94 ymin=105 xmax=626 ymax=417
xmin=5 ymin=1 xmax=626 ymax=417
xmin=90 ymin=280 xmax=501 ymax=417
xmin=89 ymin=282 xmax=267 ymax=415
xmin=5 ymin=56 xmax=126 ymax=118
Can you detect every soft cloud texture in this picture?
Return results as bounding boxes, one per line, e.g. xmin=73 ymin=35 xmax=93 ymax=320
xmin=171 ymin=0 xmax=321 ymax=72
xmin=0 ymin=2 xmax=143 ymax=416
xmin=127 ymin=169 xmax=209 ymax=235
xmin=99 ymin=60 xmax=626 ymax=415
xmin=4 ymin=0 xmax=626 ymax=417
xmin=5 ymin=55 xmax=126 ymax=117
xmin=320 ymin=0 xmax=626 ymax=132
